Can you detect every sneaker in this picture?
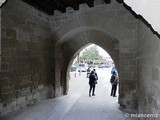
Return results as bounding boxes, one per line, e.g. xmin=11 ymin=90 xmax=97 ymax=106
xmin=92 ymin=94 xmax=95 ymax=96
xmin=113 ymin=95 xmax=117 ymax=97
xmin=89 ymin=94 xmax=91 ymax=97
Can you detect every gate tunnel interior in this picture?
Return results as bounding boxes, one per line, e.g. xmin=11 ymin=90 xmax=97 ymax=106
xmin=55 ymin=27 xmax=119 ymax=98
xmin=1 ymin=0 xmax=145 ymax=116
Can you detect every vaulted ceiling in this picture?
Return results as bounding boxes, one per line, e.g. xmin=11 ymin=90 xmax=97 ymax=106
xmin=22 ymin=0 xmax=123 ymax=15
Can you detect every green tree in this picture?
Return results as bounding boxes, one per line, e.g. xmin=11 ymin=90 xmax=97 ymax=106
xmin=80 ymin=45 xmax=103 ymax=60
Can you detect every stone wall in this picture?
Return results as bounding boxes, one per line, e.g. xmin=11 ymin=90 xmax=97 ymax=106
xmin=0 ymin=9 xmax=1 ymax=72
xmin=0 ymin=0 xmax=140 ymax=115
xmin=51 ymin=0 xmax=139 ymax=112
xmin=138 ymin=20 xmax=160 ymax=118
xmin=0 ymin=0 xmax=54 ymax=115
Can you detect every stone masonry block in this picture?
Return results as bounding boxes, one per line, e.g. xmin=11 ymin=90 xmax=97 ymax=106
xmin=1 ymin=48 xmax=11 ymax=57
xmin=6 ymin=28 xmax=17 ymax=39
xmin=123 ymin=22 xmax=138 ymax=31
xmin=16 ymin=96 xmax=28 ymax=108
xmin=21 ymin=75 xmax=32 ymax=85
xmin=120 ymin=65 xmax=137 ymax=73
xmin=62 ymin=15 xmax=68 ymax=21
xmin=120 ymin=53 xmax=136 ymax=59
xmin=120 ymin=72 xmax=134 ymax=80
xmin=0 ymin=78 xmax=9 ymax=89
xmin=147 ymin=94 xmax=153 ymax=105
xmin=9 ymin=14 xmax=25 ymax=25
xmin=1 ymin=92 xmax=15 ymax=102
xmin=8 ymin=38 xmax=20 ymax=48
xmin=1 ymin=63 xmax=9 ymax=71
xmin=38 ymin=84 xmax=44 ymax=91
xmin=152 ymin=67 xmax=159 ymax=81
xmin=17 ymin=32 xmax=30 ymax=41
xmin=1 ymin=100 xmax=17 ymax=116
xmin=132 ymin=73 xmax=138 ymax=80
xmin=0 ymin=0 xmax=140 ymax=115
xmin=121 ymin=80 xmax=137 ymax=86
xmin=23 ymin=25 xmax=34 ymax=34
xmin=152 ymin=98 xmax=159 ymax=112
xmin=1 ymin=37 xmax=9 ymax=49
xmin=54 ymin=17 xmax=62 ymax=22
xmin=0 ymin=71 xmax=11 ymax=78
xmin=20 ymin=87 xmax=32 ymax=96
xmin=0 ymin=103 xmax=2 ymax=113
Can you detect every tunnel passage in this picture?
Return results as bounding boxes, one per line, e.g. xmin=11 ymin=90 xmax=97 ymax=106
xmin=0 ymin=0 xmax=139 ymax=115
xmin=54 ymin=27 xmax=119 ymax=102
xmin=1 ymin=0 xmax=160 ymax=117
xmin=53 ymin=14 xmax=139 ymax=112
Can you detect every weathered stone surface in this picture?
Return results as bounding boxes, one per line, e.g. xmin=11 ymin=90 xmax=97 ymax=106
xmin=5 ymin=28 xmax=17 ymax=39
xmin=138 ymin=20 xmax=160 ymax=119
xmin=0 ymin=0 xmax=160 ymax=117
xmin=51 ymin=1 xmax=139 ymax=113
xmin=0 ymin=0 xmax=54 ymax=115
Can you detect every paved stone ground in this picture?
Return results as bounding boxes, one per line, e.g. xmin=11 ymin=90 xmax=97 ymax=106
xmin=0 ymin=68 xmax=138 ymax=120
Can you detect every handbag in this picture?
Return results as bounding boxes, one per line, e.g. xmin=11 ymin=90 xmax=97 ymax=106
xmin=94 ymin=80 xmax=97 ymax=84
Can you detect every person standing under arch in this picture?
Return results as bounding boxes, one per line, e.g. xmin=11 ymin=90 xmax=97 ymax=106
xmin=110 ymin=71 xmax=119 ymax=97
xmin=89 ymin=71 xmax=97 ymax=97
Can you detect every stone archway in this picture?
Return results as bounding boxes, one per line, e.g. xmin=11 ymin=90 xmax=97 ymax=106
xmin=54 ymin=26 xmax=119 ymax=97
xmin=46 ymin=0 xmax=138 ymax=112
xmin=2 ymin=0 xmax=159 ymax=116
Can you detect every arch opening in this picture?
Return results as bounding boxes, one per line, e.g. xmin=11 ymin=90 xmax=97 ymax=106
xmin=54 ymin=27 xmax=119 ymax=99
xmin=67 ymin=44 xmax=119 ymax=98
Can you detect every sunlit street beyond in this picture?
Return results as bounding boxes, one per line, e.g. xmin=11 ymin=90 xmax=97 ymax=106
xmin=63 ymin=67 xmax=125 ymax=120
xmin=1 ymin=68 xmax=137 ymax=120
xmin=69 ymin=67 xmax=115 ymax=95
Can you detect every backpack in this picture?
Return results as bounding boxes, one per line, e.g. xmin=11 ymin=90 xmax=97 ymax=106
xmin=110 ymin=75 xmax=115 ymax=83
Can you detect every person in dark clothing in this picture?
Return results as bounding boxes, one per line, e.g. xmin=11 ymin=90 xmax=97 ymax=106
xmin=110 ymin=71 xmax=119 ymax=97
xmin=89 ymin=71 xmax=96 ymax=97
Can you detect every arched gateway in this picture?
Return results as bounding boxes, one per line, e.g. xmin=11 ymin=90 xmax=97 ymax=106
xmin=0 ymin=0 xmax=140 ymax=115
xmin=53 ymin=9 xmax=138 ymax=112
xmin=55 ymin=27 xmax=119 ymax=96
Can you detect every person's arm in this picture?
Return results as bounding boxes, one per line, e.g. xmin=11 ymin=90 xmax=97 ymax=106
xmin=95 ymin=73 xmax=98 ymax=80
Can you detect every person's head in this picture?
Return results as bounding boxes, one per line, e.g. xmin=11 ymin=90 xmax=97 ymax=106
xmin=91 ymin=71 xmax=94 ymax=75
xmin=113 ymin=71 xmax=116 ymax=75
xmin=93 ymin=69 xmax=96 ymax=71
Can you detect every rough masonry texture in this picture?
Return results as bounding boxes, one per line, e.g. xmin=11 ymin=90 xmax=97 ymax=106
xmin=0 ymin=0 xmax=160 ymax=117
xmin=0 ymin=0 xmax=54 ymax=115
xmin=138 ymin=20 xmax=160 ymax=118
xmin=51 ymin=0 xmax=138 ymax=113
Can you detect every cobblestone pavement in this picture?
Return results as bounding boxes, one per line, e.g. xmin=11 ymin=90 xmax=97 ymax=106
xmin=0 ymin=68 xmax=138 ymax=120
